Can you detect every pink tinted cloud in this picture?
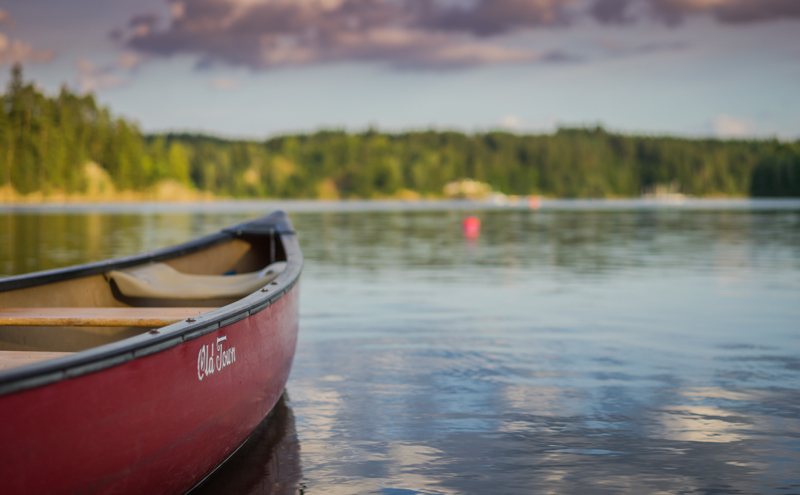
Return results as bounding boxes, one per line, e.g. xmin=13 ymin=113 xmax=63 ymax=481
xmin=0 ymin=8 xmax=56 ymax=66
xmin=122 ymin=0 xmax=563 ymax=69
xmin=209 ymin=77 xmax=239 ymax=89
xmin=76 ymin=58 xmax=127 ymax=92
xmin=120 ymin=0 xmax=800 ymax=70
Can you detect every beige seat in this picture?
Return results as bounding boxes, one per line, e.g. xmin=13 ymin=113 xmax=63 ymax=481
xmin=107 ymin=262 xmax=286 ymax=300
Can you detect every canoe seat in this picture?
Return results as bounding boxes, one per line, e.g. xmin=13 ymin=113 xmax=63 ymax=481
xmin=0 ymin=307 xmax=216 ymax=327
xmin=107 ymin=261 xmax=286 ymax=300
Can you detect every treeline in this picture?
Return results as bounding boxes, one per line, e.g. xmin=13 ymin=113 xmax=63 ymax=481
xmin=0 ymin=65 xmax=195 ymax=195
xmin=1 ymin=64 xmax=798 ymax=199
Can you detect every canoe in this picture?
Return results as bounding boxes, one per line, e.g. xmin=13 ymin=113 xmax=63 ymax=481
xmin=0 ymin=210 xmax=302 ymax=495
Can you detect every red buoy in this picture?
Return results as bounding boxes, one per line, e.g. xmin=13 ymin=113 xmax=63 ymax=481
xmin=462 ymin=216 xmax=481 ymax=238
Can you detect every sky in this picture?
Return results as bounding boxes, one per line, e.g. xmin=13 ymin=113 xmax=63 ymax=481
xmin=1 ymin=0 xmax=798 ymax=139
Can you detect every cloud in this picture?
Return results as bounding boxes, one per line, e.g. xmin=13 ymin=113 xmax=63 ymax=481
xmin=119 ymin=0 xmax=800 ymax=71
xmin=129 ymin=13 xmax=160 ymax=37
xmin=421 ymin=0 xmax=577 ymax=36
xmin=209 ymin=77 xmax=239 ymax=89
xmin=590 ymin=0 xmax=635 ymax=24
xmin=0 ymin=9 xmax=56 ymax=66
xmin=499 ymin=114 xmax=522 ymax=130
xmin=120 ymin=0 xmax=572 ymax=70
xmin=599 ymin=38 xmax=688 ymax=57
xmin=77 ymin=58 xmax=126 ymax=92
xmin=712 ymin=114 xmax=755 ymax=138
xmin=75 ymin=52 xmax=146 ymax=93
xmin=650 ymin=0 xmax=800 ymax=25
xmin=587 ymin=0 xmax=800 ymax=25
xmin=118 ymin=51 xmax=144 ymax=69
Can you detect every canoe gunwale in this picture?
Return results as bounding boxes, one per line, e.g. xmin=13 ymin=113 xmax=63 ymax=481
xmin=0 ymin=210 xmax=303 ymax=397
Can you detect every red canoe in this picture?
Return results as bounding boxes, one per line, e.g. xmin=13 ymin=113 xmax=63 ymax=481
xmin=0 ymin=211 xmax=302 ymax=495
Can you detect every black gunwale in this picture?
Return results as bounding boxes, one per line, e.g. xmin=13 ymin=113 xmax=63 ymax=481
xmin=0 ymin=210 xmax=303 ymax=396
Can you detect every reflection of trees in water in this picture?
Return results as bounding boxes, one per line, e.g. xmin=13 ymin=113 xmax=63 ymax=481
xmin=293 ymin=210 xmax=800 ymax=276
xmin=3 ymin=209 xmax=799 ymax=278
xmin=0 ymin=212 xmax=255 ymax=276
xmin=192 ymin=393 xmax=302 ymax=495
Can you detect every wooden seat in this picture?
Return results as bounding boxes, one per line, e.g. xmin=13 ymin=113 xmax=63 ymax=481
xmin=0 ymin=350 xmax=73 ymax=371
xmin=0 ymin=308 xmax=216 ymax=327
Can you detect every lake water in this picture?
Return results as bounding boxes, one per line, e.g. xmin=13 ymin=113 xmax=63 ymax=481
xmin=2 ymin=200 xmax=800 ymax=495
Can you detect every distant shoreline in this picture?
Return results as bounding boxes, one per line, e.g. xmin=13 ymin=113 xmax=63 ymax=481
xmin=4 ymin=64 xmax=798 ymax=203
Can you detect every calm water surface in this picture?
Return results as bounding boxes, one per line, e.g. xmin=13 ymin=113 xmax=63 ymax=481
xmin=2 ymin=201 xmax=799 ymax=494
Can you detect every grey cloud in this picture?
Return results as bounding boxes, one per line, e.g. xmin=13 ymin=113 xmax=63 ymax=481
xmin=632 ymin=40 xmax=687 ymax=54
xmin=125 ymin=0 xmax=544 ymax=69
xmin=590 ymin=0 xmax=633 ymax=24
xmin=651 ymin=0 xmax=800 ymax=25
xmin=129 ymin=14 xmax=159 ymax=30
xmin=600 ymin=38 xmax=688 ymax=57
xmin=109 ymin=28 xmax=124 ymax=42
xmin=422 ymin=0 xmax=575 ymax=36
xmin=707 ymin=0 xmax=800 ymax=23
xmin=122 ymin=0 xmax=800 ymax=70
xmin=540 ymin=50 xmax=583 ymax=62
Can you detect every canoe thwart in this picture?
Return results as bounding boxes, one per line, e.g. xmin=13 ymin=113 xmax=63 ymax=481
xmin=0 ymin=307 xmax=217 ymax=327
xmin=0 ymin=350 xmax=74 ymax=371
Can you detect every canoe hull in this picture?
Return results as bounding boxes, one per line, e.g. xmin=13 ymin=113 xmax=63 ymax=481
xmin=0 ymin=282 xmax=299 ymax=495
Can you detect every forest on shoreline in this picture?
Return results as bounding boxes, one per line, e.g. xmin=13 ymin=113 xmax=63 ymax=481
xmin=1 ymin=64 xmax=798 ymax=201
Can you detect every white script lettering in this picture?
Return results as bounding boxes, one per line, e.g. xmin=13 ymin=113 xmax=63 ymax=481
xmin=197 ymin=335 xmax=236 ymax=380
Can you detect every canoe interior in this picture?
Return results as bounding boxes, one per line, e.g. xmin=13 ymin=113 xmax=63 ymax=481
xmin=0 ymin=233 xmax=286 ymax=363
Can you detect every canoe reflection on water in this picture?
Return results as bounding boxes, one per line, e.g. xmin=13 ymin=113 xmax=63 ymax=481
xmin=192 ymin=393 xmax=303 ymax=495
